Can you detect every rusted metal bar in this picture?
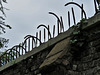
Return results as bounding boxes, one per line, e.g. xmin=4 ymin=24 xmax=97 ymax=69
xmin=65 ymin=2 xmax=87 ymax=19
xmin=22 ymin=43 xmax=24 ymax=55
xmin=39 ymin=30 xmax=41 ymax=43
xmin=28 ymin=38 xmax=30 ymax=51
xmin=49 ymin=12 xmax=60 ymax=35
xmin=5 ymin=54 xmax=7 ymax=64
xmin=24 ymin=35 xmax=42 ymax=45
xmin=25 ymin=41 xmax=27 ymax=53
xmin=7 ymin=53 xmax=9 ymax=62
xmin=32 ymin=37 xmax=34 ymax=49
xmin=60 ymin=17 xmax=62 ymax=33
xmin=8 ymin=51 xmax=11 ymax=62
xmin=57 ymin=20 xmax=60 ymax=35
xmin=37 ymin=24 xmax=52 ymax=39
xmin=81 ymin=4 xmax=83 ymax=19
xmin=11 ymin=49 xmax=13 ymax=61
xmin=71 ymin=7 xmax=76 ymax=25
xmin=16 ymin=47 xmax=17 ymax=58
xmin=44 ymin=28 xmax=46 ymax=42
xmin=19 ymin=45 xmax=21 ymax=56
xmin=60 ymin=19 xmax=62 ymax=33
xmin=60 ymin=16 xmax=64 ymax=32
xmin=94 ymin=0 xmax=98 ymax=13
xmin=48 ymin=25 xmax=50 ymax=40
xmin=6 ymin=53 xmax=9 ymax=63
xmin=36 ymin=32 xmax=38 ymax=47
xmin=12 ymin=50 xmax=15 ymax=60
xmin=53 ymin=25 xmax=55 ymax=38
xmin=68 ymin=11 xmax=70 ymax=28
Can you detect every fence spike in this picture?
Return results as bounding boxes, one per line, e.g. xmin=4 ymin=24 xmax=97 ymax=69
xmin=39 ymin=30 xmax=41 ymax=42
xmin=94 ymin=0 xmax=98 ymax=14
xmin=71 ymin=7 xmax=76 ymax=25
xmin=68 ymin=11 xmax=70 ymax=28
xmin=48 ymin=25 xmax=50 ymax=40
xmin=44 ymin=28 xmax=46 ymax=42
xmin=53 ymin=25 xmax=55 ymax=38
xmin=36 ymin=32 xmax=38 ymax=47
xmin=57 ymin=20 xmax=60 ymax=35
xmin=60 ymin=16 xmax=64 ymax=32
xmin=81 ymin=4 xmax=83 ymax=19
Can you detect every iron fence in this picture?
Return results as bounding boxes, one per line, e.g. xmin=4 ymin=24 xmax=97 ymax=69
xmin=0 ymin=0 xmax=98 ymax=67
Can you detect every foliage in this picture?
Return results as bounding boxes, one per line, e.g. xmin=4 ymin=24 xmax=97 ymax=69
xmin=70 ymin=18 xmax=88 ymax=60
xmin=0 ymin=0 xmax=11 ymax=49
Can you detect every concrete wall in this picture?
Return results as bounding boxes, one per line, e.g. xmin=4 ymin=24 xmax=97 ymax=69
xmin=0 ymin=13 xmax=100 ymax=75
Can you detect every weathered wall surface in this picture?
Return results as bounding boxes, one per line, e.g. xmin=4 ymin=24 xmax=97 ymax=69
xmin=0 ymin=47 xmax=52 ymax=75
xmin=0 ymin=13 xmax=100 ymax=75
xmin=40 ymin=14 xmax=100 ymax=75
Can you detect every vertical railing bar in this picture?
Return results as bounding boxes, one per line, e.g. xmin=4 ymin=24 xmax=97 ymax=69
xmin=53 ymin=25 xmax=55 ymax=38
xmin=39 ymin=30 xmax=41 ymax=43
xmin=57 ymin=20 xmax=60 ymax=35
xmin=59 ymin=17 xmax=62 ymax=33
xmin=36 ymin=32 xmax=38 ymax=47
xmin=8 ymin=53 xmax=10 ymax=62
xmin=19 ymin=45 xmax=21 ymax=56
xmin=32 ymin=37 xmax=34 ymax=49
xmin=94 ymin=0 xmax=98 ymax=13
xmin=22 ymin=42 xmax=23 ymax=55
xmin=68 ymin=11 xmax=70 ymax=28
xmin=11 ymin=49 xmax=13 ymax=61
xmin=48 ymin=25 xmax=50 ymax=40
xmin=25 ymin=41 xmax=27 ymax=53
xmin=11 ymin=50 xmax=13 ymax=60
xmin=7 ymin=54 xmax=9 ymax=63
xmin=7 ymin=53 xmax=9 ymax=62
xmin=81 ymin=4 xmax=83 ymax=19
xmin=28 ymin=38 xmax=30 ymax=51
xmin=44 ymin=28 xmax=46 ymax=42
xmin=6 ymin=54 xmax=7 ymax=64
xmin=12 ymin=50 xmax=14 ymax=60
xmin=60 ymin=16 xmax=64 ymax=32
xmin=71 ymin=7 xmax=76 ymax=25
xmin=16 ymin=46 xmax=17 ymax=58
xmin=6 ymin=54 xmax=8 ymax=63
xmin=9 ymin=51 xmax=11 ymax=62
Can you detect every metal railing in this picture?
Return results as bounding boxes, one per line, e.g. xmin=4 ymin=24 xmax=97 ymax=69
xmin=0 ymin=1 xmax=93 ymax=67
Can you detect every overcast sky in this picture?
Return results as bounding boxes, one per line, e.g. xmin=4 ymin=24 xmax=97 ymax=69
xmin=1 ymin=0 xmax=96 ymax=51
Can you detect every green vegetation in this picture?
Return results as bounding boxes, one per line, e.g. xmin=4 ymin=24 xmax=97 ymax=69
xmin=0 ymin=0 xmax=11 ymax=49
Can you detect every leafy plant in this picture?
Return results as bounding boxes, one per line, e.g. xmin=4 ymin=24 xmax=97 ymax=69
xmin=0 ymin=0 xmax=11 ymax=49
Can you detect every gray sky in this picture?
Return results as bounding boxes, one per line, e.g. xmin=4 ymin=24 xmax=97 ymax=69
xmin=1 ymin=0 xmax=95 ymax=51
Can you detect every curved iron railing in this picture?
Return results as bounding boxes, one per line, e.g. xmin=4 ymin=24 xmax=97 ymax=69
xmin=49 ymin=12 xmax=64 ymax=34
xmin=0 ymin=1 xmax=96 ymax=67
xmin=37 ymin=24 xmax=52 ymax=40
xmin=65 ymin=2 xmax=87 ymax=19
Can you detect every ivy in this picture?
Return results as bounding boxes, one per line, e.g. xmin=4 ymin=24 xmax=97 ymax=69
xmin=70 ymin=18 xmax=88 ymax=60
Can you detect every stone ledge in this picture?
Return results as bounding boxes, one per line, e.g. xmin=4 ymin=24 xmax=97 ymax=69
xmin=0 ymin=27 xmax=75 ymax=72
xmin=0 ymin=13 xmax=100 ymax=72
xmin=82 ymin=13 xmax=100 ymax=30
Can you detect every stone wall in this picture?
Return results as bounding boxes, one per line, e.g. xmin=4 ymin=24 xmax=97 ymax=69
xmin=39 ymin=14 xmax=100 ymax=75
xmin=0 ymin=46 xmax=53 ymax=75
xmin=0 ymin=14 xmax=100 ymax=75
